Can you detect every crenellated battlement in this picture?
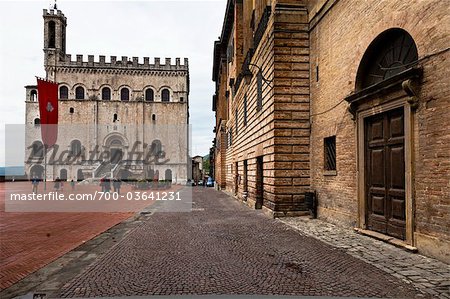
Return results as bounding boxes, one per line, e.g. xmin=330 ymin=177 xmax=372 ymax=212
xmin=43 ymin=9 xmax=67 ymax=21
xmin=58 ymin=55 xmax=189 ymax=71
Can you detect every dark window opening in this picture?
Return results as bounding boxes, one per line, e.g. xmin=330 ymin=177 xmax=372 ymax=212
xmin=69 ymin=107 xmax=74 ymax=114
xmin=34 ymin=118 xmax=40 ymax=127
xmin=48 ymin=21 xmax=55 ymax=48
xmin=31 ymin=141 xmax=44 ymax=158
xmin=75 ymin=86 xmax=84 ymax=99
xmin=256 ymin=70 xmax=263 ymax=111
xmin=59 ymin=86 xmax=68 ymax=99
xmin=243 ymin=94 xmax=248 ymax=126
xmin=316 ymin=65 xmax=319 ymax=82
xmin=145 ymin=89 xmax=154 ymax=102
xmin=324 ymin=136 xmax=336 ymax=171
xmin=113 ymin=113 xmax=118 ymax=122
xmin=152 ymin=114 xmax=156 ymax=121
xmin=120 ymin=88 xmax=129 ymax=101
xmin=161 ymin=89 xmax=170 ymax=102
xmin=102 ymin=87 xmax=111 ymax=100
xmin=180 ymin=97 xmax=184 ymax=102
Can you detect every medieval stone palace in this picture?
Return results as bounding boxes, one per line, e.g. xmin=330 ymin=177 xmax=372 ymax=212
xmin=25 ymin=8 xmax=190 ymax=183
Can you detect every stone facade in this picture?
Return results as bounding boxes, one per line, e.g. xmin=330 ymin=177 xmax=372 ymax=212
xmin=25 ymin=9 xmax=190 ymax=183
xmin=212 ymin=0 xmax=450 ymax=263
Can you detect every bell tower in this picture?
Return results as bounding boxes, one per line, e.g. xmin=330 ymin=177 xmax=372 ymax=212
xmin=43 ymin=8 xmax=67 ymax=77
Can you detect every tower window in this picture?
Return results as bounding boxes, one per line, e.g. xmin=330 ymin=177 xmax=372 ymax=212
xmin=59 ymin=86 xmax=68 ymax=99
xmin=113 ymin=113 xmax=118 ymax=122
xmin=30 ymin=90 xmax=37 ymax=102
xmin=324 ymin=136 xmax=336 ymax=171
xmin=102 ymin=87 xmax=111 ymax=100
xmin=69 ymin=107 xmax=74 ymax=114
xmin=161 ymin=89 xmax=170 ymax=102
xmin=34 ymin=118 xmax=41 ymax=127
xmin=152 ymin=114 xmax=156 ymax=121
xmin=121 ymin=88 xmax=130 ymax=101
xmin=75 ymin=86 xmax=85 ymax=99
xmin=70 ymin=140 xmax=82 ymax=156
xmin=145 ymin=89 xmax=154 ymax=102
xmin=48 ymin=21 xmax=56 ymax=48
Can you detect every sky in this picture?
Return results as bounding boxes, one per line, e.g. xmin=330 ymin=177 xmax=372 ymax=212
xmin=0 ymin=0 xmax=226 ymax=166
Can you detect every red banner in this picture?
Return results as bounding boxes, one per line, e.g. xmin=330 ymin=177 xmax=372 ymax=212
xmin=37 ymin=77 xmax=59 ymax=147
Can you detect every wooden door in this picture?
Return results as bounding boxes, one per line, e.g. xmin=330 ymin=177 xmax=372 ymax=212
xmin=256 ymin=157 xmax=263 ymax=209
xmin=365 ymin=108 xmax=406 ymax=240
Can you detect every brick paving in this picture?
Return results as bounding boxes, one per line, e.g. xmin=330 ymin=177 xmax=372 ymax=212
xmin=57 ymin=187 xmax=428 ymax=297
xmin=0 ymin=182 xmax=138 ymax=290
xmin=280 ymin=217 xmax=450 ymax=298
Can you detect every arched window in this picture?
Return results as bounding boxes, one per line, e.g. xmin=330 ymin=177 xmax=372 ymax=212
xmin=31 ymin=141 xmax=44 ymax=158
xmin=121 ymin=88 xmax=130 ymax=101
xmin=75 ymin=86 xmax=85 ymax=99
xmin=102 ymin=87 xmax=111 ymax=100
xmin=59 ymin=86 xmax=68 ymax=99
xmin=69 ymin=107 xmax=74 ymax=114
xmin=161 ymin=89 xmax=170 ymax=102
xmin=145 ymin=89 xmax=154 ymax=102
xmin=70 ymin=140 xmax=82 ymax=156
xmin=151 ymin=140 xmax=162 ymax=156
xmin=30 ymin=90 xmax=37 ymax=102
xmin=356 ymin=28 xmax=418 ymax=90
xmin=152 ymin=114 xmax=156 ymax=121
xmin=34 ymin=118 xmax=41 ymax=127
xmin=48 ymin=21 xmax=55 ymax=48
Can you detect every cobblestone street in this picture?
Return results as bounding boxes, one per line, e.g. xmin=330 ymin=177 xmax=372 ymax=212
xmin=50 ymin=187 xmax=435 ymax=298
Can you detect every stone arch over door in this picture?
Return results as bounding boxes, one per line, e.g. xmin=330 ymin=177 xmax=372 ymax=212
xmin=345 ymin=28 xmax=419 ymax=245
xmin=103 ymin=133 xmax=128 ymax=164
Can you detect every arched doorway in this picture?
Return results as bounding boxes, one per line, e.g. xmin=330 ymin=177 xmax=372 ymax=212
xmin=346 ymin=28 xmax=419 ymax=242
xmin=30 ymin=164 xmax=44 ymax=180
xmin=60 ymin=169 xmax=68 ymax=181
xmin=165 ymin=169 xmax=172 ymax=181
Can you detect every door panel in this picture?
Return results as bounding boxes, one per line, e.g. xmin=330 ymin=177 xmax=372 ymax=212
xmin=365 ymin=108 xmax=406 ymax=240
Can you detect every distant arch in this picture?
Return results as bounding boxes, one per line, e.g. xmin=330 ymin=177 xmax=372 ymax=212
xmin=120 ymin=87 xmax=130 ymax=101
xmin=75 ymin=86 xmax=85 ymax=99
xmin=77 ymin=169 xmax=84 ymax=181
xmin=102 ymin=87 xmax=111 ymax=100
xmin=30 ymin=164 xmax=44 ymax=179
xmin=59 ymin=86 xmax=69 ymax=99
xmin=165 ymin=169 xmax=172 ymax=182
xmin=30 ymin=90 xmax=38 ymax=102
xmin=355 ymin=28 xmax=418 ymax=90
xmin=60 ymin=169 xmax=68 ymax=181
xmin=161 ymin=88 xmax=170 ymax=102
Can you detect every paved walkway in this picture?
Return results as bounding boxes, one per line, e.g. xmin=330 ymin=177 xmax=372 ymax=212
xmin=280 ymin=217 xmax=450 ymax=298
xmin=56 ymin=187 xmax=427 ymax=298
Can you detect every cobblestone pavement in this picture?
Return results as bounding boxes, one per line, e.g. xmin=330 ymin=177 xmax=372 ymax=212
xmin=56 ymin=187 xmax=430 ymax=298
xmin=280 ymin=217 xmax=450 ymax=298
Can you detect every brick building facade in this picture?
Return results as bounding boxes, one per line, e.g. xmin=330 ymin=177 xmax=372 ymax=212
xmin=212 ymin=0 xmax=449 ymax=263
xmin=25 ymin=8 xmax=190 ymax=183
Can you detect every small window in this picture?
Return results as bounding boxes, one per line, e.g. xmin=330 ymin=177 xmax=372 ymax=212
xmin=120 ymin=88 xmax=129 ymax=101
xmin=34 ymin=118 xmax=41 ymax=127
xmin=75 ymin=86 xmax=84 ymax=99
xmin=324 ymin=136 xmax=336 ymax=171
xmin=161 ymin=89 xmax=170 ymax=102
xmin=145 ymin=89 xmax=154 ymax=102
xmin=30 ymin=90 xmax=37 ymax=102
xmin=59 ymin=86 xmax=68 ymax=99
xmin=316 ymin=65 xmax=319 ymax=82
xmin=152 ymin=114 xmax=156 ymax=121
xmin=48 ymin=21 xmax=55 ymax=48
xmin=113 ymin=113 xmax=118 ymax=122
xmin=256 ymin=70 xmax=262 ymax=111
xmin=31 ymin=141 xmax=44 ymax=158
xmin=102 ymin=87 xmax=111 ymax=100
xmin=180 ymin=97 xmax=184 ymax=102
xmin=69 ymin=107 xmax=74 ymax=114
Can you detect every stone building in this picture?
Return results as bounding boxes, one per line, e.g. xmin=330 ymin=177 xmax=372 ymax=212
xmin=25 ymin=8 xmax=190 ymax=183
xmin=212 ymin=0 xmax=449 ymax=262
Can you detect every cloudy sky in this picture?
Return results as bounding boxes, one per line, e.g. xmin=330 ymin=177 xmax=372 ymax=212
xmin=0 ymin=0 xmax=226 ymax=166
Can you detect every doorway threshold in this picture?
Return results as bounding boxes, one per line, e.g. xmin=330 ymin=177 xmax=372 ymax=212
xmin=354 ymin=228 xmax=418 ymax=253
